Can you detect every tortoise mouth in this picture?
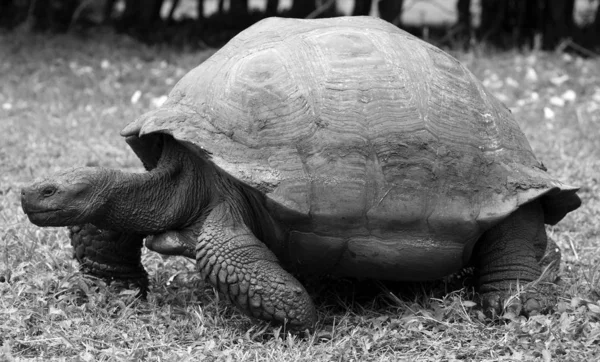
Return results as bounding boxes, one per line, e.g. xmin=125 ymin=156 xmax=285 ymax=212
xmin=24 ymin=208 xmax=67 ymax=226
xmin=25 ymin=208 xmax=62 ymax=215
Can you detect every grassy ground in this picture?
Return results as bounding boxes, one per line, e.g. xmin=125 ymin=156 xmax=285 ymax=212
xmin=0 ymin=32 xmax=599 ymax=361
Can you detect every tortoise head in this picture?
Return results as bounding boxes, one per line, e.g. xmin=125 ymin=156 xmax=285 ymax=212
xmin=21 ymin=135 xmax=216 ymax=234
xmin=21 ymin=167 xmax=107 ymax=227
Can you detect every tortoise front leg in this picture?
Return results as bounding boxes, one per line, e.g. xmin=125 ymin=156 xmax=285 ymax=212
xmin=194 ymin=202 xmax=317 ymax=330
xmin=473 ymin=200 xmax=559 ymax=317
xmin=69 ymin=224 xmax=149 ymax=296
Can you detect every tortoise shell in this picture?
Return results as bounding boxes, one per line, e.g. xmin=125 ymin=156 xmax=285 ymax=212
xmin=122 ymin=17 xmax=579 ymax=279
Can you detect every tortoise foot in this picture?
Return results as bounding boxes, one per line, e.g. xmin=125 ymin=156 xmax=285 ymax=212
xmin=70 ymin=224 xmax=149 ymax=298
xmin=480 ymin=284 xmax=556 ymax=318
xmin=78 ymin=258 xmax=149 ymax=298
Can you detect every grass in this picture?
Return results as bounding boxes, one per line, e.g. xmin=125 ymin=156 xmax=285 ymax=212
xmin=1 ymin=31 xmax=599 ymax=361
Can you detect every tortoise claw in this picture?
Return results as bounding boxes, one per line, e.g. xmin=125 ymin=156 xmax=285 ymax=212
xmin=480 ymin=286 xmax=554 ymax=319
xmin=481 ymin=291 xmax=521 ymax=318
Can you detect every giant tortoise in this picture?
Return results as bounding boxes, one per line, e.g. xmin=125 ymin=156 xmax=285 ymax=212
xmin=21 ymin=16 xmax=581 ymax=330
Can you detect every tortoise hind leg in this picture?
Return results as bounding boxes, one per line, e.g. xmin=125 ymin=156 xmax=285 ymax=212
xmin=70 ymin=224 xmax=149 ymax=297
xmin=473 ymin=200 xmax=559 ymax=317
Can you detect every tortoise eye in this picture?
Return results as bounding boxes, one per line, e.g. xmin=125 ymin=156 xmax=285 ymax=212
xmin=42 ymin=186 xmax=57 ymax=197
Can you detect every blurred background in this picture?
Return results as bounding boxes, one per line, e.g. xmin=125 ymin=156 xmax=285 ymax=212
xmin=1 ymin=0 xmax=599 ymax=52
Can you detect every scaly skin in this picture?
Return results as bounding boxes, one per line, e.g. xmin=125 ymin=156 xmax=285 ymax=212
xmin=195 ymin=202 xmax=317 ymax=330
xmin=70 ymin=224 xmax=148 ymax=297
xmin=474 ymin=200 xmax=558 ymax=317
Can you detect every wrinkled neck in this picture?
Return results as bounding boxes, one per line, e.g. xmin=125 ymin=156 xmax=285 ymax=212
xmin=93 ymin=141 xmax=210 ymax=234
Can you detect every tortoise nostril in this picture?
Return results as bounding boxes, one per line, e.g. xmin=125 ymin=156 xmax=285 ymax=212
xmin=42 ymin=186 xmax=57 ymax=198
